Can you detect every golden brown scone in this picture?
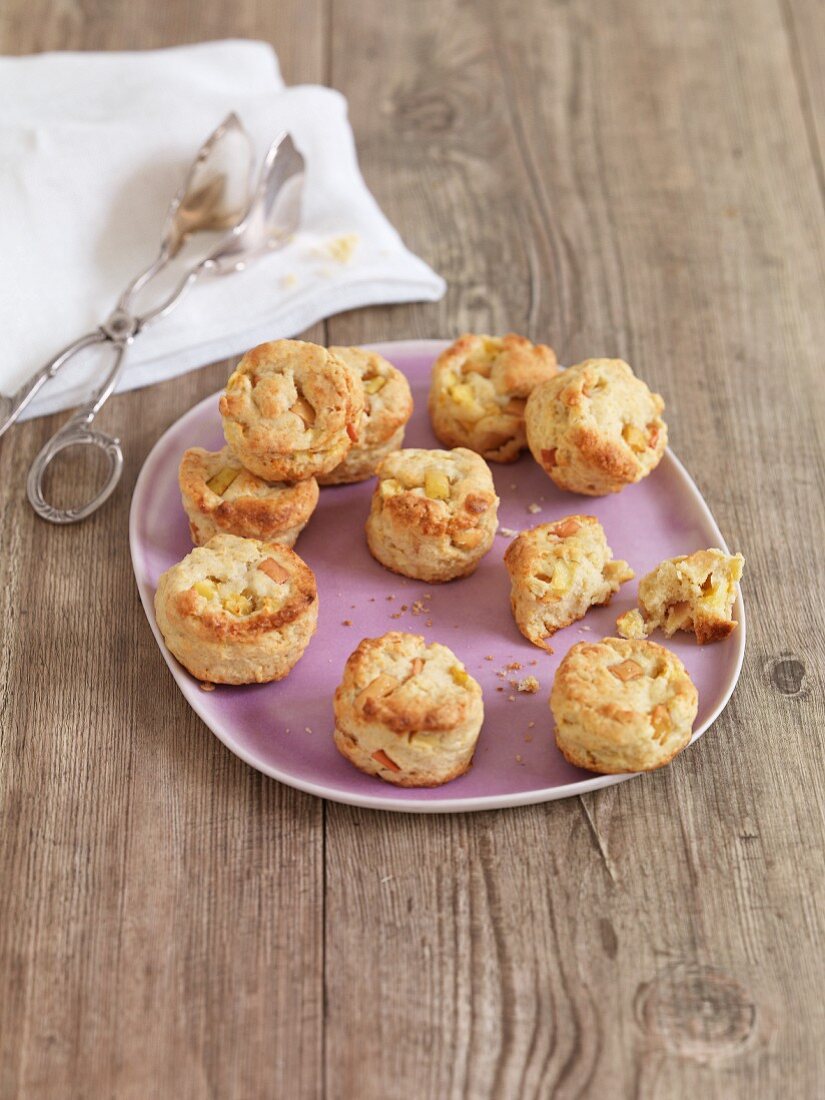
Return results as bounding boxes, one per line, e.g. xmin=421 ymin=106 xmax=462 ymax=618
xmin=365 ymin=447 xmax=499 ymax=583
xmin=154 ymin=533 xmax=318 ymax=684
xmin=525 ymin=358 xmax=667 ymax=495
xmin=219 ymin=339 xmax=364 ymax=481
xmin=179 ymin=446 xmax=319 ymax=547
xmin=333 ymin=632 xmax=484 ymax=786
xmin=616 ymin=548 xmax=744 ymax=645
xmin=551 ymin=637 xmax=699 ymax=773
xmin=428 ymin=333 xmax=558 ymax=462
xmin=504 ymin=516 xmax=634 ymax=650
xmin=318 ymin=347 xmax=413 ymax=485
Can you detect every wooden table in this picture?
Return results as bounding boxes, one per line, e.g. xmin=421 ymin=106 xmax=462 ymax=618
xmin=2 ymin=2 xmax=823 ymax=1096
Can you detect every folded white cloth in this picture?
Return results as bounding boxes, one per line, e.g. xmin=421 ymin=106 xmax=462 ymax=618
xmin=0 ymin=41 xmax=445 ymax=419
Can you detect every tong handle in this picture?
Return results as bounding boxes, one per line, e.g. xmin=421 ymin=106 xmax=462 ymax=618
xmin=0 ymin=330 xmax=107 ymax=440
xmin=27 ymin=341 xmax=129 ymax=525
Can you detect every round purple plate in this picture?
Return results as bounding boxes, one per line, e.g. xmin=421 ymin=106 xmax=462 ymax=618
xmin=129 ymin=339 xmax=745 ymax=812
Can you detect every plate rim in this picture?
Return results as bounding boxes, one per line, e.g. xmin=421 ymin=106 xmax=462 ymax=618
xmin=129 ymin=339 xmax=746 ymax=814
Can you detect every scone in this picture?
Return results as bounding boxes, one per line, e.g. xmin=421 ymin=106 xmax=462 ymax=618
xmin=333 ymin=632 xmax=484 ymax=787
xmin=179 ymin=446 xmax=319 ymax=546
xmin=504 ymin=516 xmax=634 ymax=650
xmin=525 ymin=358 xmax=667 ymax=495
xmin=428 ymin=333 xmax=558 ymax=462
xmin=154 ymin=533 xmax=318 ymax=684
xmin=318 ymin=347 xmax=413 ymax=485
xmin=617 ymin=548 xmax=744 ymax=645
xmin=551 ymin=637 xmax=699 ymax=773
xmin=219 ymin=339 xmax=364 ymax=481
xmin=365 ymin=447 xmax=499 ymax=583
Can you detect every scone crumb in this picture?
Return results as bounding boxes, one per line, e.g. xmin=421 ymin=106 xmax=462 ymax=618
xmin=527 ymin=502 xmax=542 ymax=514
xmin=524 ymin=734 xmax=533 ymax=743
xmin=390 ymin=612 xmax=403 ymax=620
xmin=411 ymin=600 xmax=426 ymax=615
xmin=342 ymin=619 xmax=352 ymax=626
xmin=508 ymin=695 xmax=516 ymax=702
xmin=517 ymin=676 xmax=540 ymax=694
xmin=515 ymin=754 xmax=523 ymax=764
xmin=425 ymin=619 xmax=433 ymax=627
xmin=305 ymin=727 xmax=312 ymax=734
xmin=324 ymin=232 xmax=359 ymax=264
xmin=496 ymin=686 xmax=504 ymax=692
xmin=484 ymin=655 xmax=494 ymax=661
xmin=506 ymin=662 xmax=522 ymax=670
xmin=400 ymin=604 xmax=408 ymax=612
xmin=199 ymin=681 xmax=216 ymax=692
xmin=498 ymin=527 xmax=519 ymax=538
xmin=528 ymin=721 xmax=536 ymax=728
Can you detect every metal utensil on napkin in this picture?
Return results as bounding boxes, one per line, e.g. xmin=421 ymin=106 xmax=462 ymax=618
xmin=0 ymin=114 xmax=305 ymax=524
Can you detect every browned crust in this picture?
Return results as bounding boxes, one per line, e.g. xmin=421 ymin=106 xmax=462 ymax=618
xmin=694 ymin=616 xmax=737 ymax=645
xmin=180 ymin=447 xmax=318 ymax=540
xmin=172 ymin=543 xmax=317 ymax=641
xmin=334 ymin=633 xmax=472 ymax=732
xmin=377 ymin=486 xmax=496 ymax=542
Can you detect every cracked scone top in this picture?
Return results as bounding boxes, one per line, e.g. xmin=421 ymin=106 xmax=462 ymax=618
xmin=179 ymin=446 xmax=319 ymax=547
xmin=365 ymin=447 xmax=499 ymax=583
xmin=525 ymin=358 xmax=667 ymax=495
xmin=333 ymin=631 xmax=484 ymax=787
xmin=617 ymin=548 xmax=744 ymax=644
xmin=429 ymin=333 xmax=558 ymax=462
xmin=219 ymin=339 xmax=364 ymax=481
xmin=154 ymin=533 xmax=318 ymax=684
xmin=504 ymin=516 xmax=634 ymax=650
xmin=550 ymin=637 xmax=699 ymax=774
xmin=318 ymin=347 xmax=414 ymax=485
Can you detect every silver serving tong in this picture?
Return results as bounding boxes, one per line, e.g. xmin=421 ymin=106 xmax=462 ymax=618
xmin=0 ymin=113 xmax=305 ymax=524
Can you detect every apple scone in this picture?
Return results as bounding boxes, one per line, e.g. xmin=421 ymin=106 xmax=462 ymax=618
xmin=154 ymin=533 xmax=318 ymax=684
xmin=333 ymin=632 xmax=484 ymax=786
xmin=504 ymin=516 xmax=634 ymax=650
xmin=219 ymin=339 xmax=364 ymax=481
xmin=318 ymin=346 xmax=413 ymax=485
xmin=179 ymin=446 xmax=319 ymax=547
xmin=616 ymin=548 xmax=744 ymax=645
xmin=428 ymin=333 xmax=558 ymax=462
xmin=365 ymin=447 xmax=499 ymax=583
xmin=551 ymin=637 xmax=699 ymax=773
xmin=525 ymin=358 xmax=667 ymax=495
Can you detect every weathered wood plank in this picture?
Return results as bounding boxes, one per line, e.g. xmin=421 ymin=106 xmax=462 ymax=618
xmin=324 ymin=0 xmax=825 ymax=1096
xmin=0 ymin=3 xmax=328 ymax=1098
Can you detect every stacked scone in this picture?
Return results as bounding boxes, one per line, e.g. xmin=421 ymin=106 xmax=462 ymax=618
xmin=157 ymin=338 xmax=413 ymax=685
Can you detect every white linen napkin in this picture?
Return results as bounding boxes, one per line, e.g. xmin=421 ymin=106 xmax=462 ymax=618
xmin=0 ymin=41 xmax=445 ymax=419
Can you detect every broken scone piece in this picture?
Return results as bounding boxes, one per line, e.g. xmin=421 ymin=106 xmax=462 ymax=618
xmin=616 ymin=548 xmax=744 ymax=645
xmin=366 ymin=447 xmax=499 ymax=582
xmin=179 ymin=446 xmax=319 ymax=546
xmin=154 ymin=533 xmax=318 ymax=684
xmin=428 ymin=333 xmax=558 ymax=462
xmin=333 ymin=632 xmax=484 ymax=787
xmin=504 ymin=516 xmax=634 ymax=650
xmin=551 ymin=637 xmax=699 ymax=773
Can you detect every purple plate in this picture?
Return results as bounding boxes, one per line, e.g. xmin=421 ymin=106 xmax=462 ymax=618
xmin=129 ymin=339 xmax=745 ymax=812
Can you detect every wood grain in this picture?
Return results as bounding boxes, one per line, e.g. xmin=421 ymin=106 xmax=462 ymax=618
xmin=1 ymin=0 xmax=824 ymax=1096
